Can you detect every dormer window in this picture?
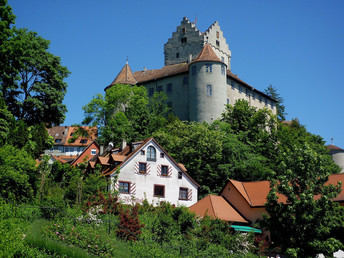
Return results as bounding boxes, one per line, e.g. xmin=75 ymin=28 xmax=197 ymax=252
xmin=147 ymin=146 xmax=156 ymax=161
xmin=80 ymin=139 xmax=87 ymax=144
xmin=55 ymin=139 xmax=61 ymax=143
xmin=181 ymin=37 xmax=187 ymax=44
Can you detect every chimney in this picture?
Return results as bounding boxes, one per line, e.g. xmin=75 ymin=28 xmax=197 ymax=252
xmin=188 ymin=54 xmax=193 ymax=62
xmin=121 ymin=140 xmax=127 ymax=150
xmin=100 ymin=145 xmax=104 ymax=155
xmin=63 ymin=126 xmax=68 ymax=136
xmin=143 ymin=67 xmax=147 ymax=73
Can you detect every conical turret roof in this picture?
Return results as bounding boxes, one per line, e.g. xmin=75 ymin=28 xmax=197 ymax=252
xmin=106 ymin=63 xmax=137 ymax=90
xmin=192 ymin=43 xmax=223 ymax=64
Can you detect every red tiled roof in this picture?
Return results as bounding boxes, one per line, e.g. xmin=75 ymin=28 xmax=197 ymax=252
xmin=48 ymin=126 xmax=97 ymax=146
xmin=192 ymin=43 xmax=223 ymax=63
xmin=98 ymin=156 xmax=110 ymax=165
xmin=110 ymin=154 xmax=127 ymax=162
xmin=52 ymin=155 xmax=79 ymax=164
xmin=327 ymin=145 xmax=344 ymax=151
xmin=189 ymin=195 xmax=249 ymax=223
xmin=108 ymin=63 xmax=137 ymax=88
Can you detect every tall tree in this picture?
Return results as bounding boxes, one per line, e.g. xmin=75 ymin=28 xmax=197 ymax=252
xmin=264 ymin=84 xmax=287 ymax=121
xmin=1 ymin=27 xmax=70 ymax=126
xmin=263 ymin=143 xmax=343 ymax=257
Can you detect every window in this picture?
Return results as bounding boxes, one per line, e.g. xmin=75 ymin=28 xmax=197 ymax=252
xmin=181 ymin=37 xmax=187 ymax=44
xmin=182 ymin=27 xmax=186 ymax=34
xmin=179 ymin=188 xmax=188 ymax=200
xmin=65 ymin=147 xmax=70 ymax=152
xmin=167 ymin=83 xmax=172 ymax=93
xmin=154 ymin=185 xmax=165 ymax=197
xmin=191 ymin=66 xmax=196 ymax=75
xmin=221 ymin=56 xmax=225 ymax=62
xmin=91 ymin=149 xmax=97 ymax=155
xmin=70 ymin=147 xmax=74 ymax=152
xmin=252 ymin=92 xmax=256 ymax=99
xmin=216 ymin=40 xmax=220 ymax=47
xmin=176 ymin=53 xmax=179 ymax=58
xmin=160 ymin=153 xmax=165 ymax=158
xmin=55 ymin=139 xmax=61 ymax=143
xmin=245 ymin=89 xmax=250 ymax=97
xmin=147 ymin=146 xmax=156 ymax=161
xmin=157 ymin=85 xmax=163 ymax=92
xmin=216 ymin=31 xmax=219 ymax=38
xmin=119 ymin=182 xmax=130 ymax=194
xmin=178 ymin=171 xmax=182 ymax=179
xmin=239 ymin=86 xmax=243 ymax=93
xmin=205 ymin=64 xmax=212 ymax=73
xmin=140 ymin=150 xmax=145 ymax=155
xmin=148 ymin=88 xmax=154 ymax=97
xmin=183 ymin=76 xmax=188 ymax=85
xmin=221 ymin=65 xmax=225 ymax=75
xmin=80 ymin=139 xmax=87 ymax=144
xmin=161 ymin=165 xmax=168 ymax=176
xmin=231 ymin=81 xmax=235 ymax=90
xmin=265 ymin=98 xmax=268 ymax=106
xmin=206 ymin=85 xmax=212 ymax=96
xmin=227 ymin=98 xmax=230 ymax=104
xmin=139 ymin=162 xmax=146 ymax=173
xmin=259 ymin=95 xmax=262 ymax=102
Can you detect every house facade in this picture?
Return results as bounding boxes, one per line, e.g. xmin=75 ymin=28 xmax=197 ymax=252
xmin=92 ymin=138 xmax=199 ymax=207
xmin=105 ymin=17 xmax=277 ymax=124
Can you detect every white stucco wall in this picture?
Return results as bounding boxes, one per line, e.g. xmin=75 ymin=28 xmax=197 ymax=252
xmin=109 ymin=140 xmax=198 ymax=207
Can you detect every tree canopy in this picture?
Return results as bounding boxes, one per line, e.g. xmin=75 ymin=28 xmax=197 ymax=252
xmin=264 ymin=84 xmax=287 ymax=121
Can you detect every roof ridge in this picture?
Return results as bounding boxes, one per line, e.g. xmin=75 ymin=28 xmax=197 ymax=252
xmin=242 ymin=182 xmax=253 ymax=206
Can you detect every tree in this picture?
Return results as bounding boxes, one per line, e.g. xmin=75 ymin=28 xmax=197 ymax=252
xmin=263 ymin=143 xmax=343 ymax=257
xmin=82 ymin=84 xmax=169 ymax=145
xmin=264 ymin=85 xmax=287 ymax=121
xmin=1 ymin=27 xmax=70 ymax=126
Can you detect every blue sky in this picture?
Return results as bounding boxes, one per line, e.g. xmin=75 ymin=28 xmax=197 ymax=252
xmin=9 ymin=0 xmax=344 ymax=148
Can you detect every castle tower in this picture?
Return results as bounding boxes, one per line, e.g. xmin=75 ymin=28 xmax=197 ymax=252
xmin=189 ymin=44 xmax=227 ymax=123
xmin=164 ymin=17 xmax=231 ymax=70
xmin=105 ymin=62 xmax=137 ymax=91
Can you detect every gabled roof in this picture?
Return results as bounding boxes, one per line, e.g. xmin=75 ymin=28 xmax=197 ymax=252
xmin=47 ymin=126 xmax=97 ymax=146
xmin=106 ymin=63 xmax=137 ymax=90
xmin=70 ymin=140 xmax=99 ymax=167
xmin=189 ymin=195 xmax=249 ymax=224
xmin=100 ymin=138 xmax=199 ymax=188
xmin=222 ymin=174 xmax=344 ymax=207
xmin=97 ymin=156 xmax=110 ymax=166
xmin=191 ymin=43 xmax=223 ymax=64
xmin=52 ymin=155 xmax=79 ymax=164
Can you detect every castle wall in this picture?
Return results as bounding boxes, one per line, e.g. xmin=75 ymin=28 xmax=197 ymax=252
xmin=189 ymin=61 xmax=227 ymax=123
xmin=330 ymin=150 xmax=344 ymax=173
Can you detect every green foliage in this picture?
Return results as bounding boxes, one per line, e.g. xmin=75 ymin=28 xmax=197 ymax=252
xmin=1 ymin=26 xmax=70 ymax=126
xmin=82 ymin=84 xmax=169 ymax=145
xmin=0 ymin=145 xmax=37 ymax=202
xmin=264 ymin=84 xmax=287 ymax=121
xmin=263 ymin=143 xmax=343 ymax=257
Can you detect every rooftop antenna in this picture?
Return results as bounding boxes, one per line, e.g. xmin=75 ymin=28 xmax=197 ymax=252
xmin=126 ymin=56 xmax=128 ymax=65
xmin=194 ymin=15 xmax=197 ymax=27
xmin=331 ymin=137 xmax=334 ymax=145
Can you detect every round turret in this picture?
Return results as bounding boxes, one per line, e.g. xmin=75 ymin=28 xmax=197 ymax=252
xmin=189 ymin=44 xmax=227 ymax=123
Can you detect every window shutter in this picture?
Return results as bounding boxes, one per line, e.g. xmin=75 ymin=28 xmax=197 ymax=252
xmin=130 ymin=183 xmax=136 ymax=195
xmin=188 ymin=189 xmax=192 ymax=201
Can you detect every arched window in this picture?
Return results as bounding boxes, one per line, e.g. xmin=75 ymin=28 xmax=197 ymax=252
xmin=147 ymin=146 xmax=156 ymax=161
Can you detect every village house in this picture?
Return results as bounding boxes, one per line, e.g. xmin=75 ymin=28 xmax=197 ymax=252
xmin=88 ymin=138 xmax=199 ymax=207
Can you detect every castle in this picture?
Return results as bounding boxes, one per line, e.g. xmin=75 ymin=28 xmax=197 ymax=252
xmin=106 ymin=17 xmax=277 ymax=123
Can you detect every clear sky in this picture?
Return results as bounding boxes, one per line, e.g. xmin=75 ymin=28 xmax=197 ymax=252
xmin=9 ymin=0 xmax=344 ymax=148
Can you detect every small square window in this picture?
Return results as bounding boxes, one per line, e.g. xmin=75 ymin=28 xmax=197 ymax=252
xmin=160 ymin=153 xmax=165 ymax=158
xmin=55 ymin=139 xmax=61 ymax=143
xmin=227 ymin=98 xmax=230 ymax=104
xmin=179 ymin=188 xmax=188 ymax=200
xmin=205 ymin=64 xmax=212 ymax=73
xmin=91 ymin=149 xmax=97 ymax=155
xmin=157 ymin=85 xmax=163 ymax=92
xmin=65 ymin=147 xmax=70 ymax=152
xmin=181 ymin=37 xmax=187 ymax=44
xmin=139 ymin=163 xmax=147 ymax=174
xmin=154 ymin=185 xmax=165 ymax=198
xmin=119 ymin=182 xmax=130 ymax=194
xmin=178 ymin=171 xmax=182 ymax=179
xmin=206 ymin=85 xmax=212 ymax=96
xmin=167 ymin=83 xmax=172 ymax=93
xmin=141 ymin=150 xmax=145 ymax=155
xmin=161 ymin=165 xmax=168 ymax=176
xmin=80 ymin=139 xmax=87 ymax=144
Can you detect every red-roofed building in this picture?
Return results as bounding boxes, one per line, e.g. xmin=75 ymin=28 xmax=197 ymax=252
xmin=90 ymin=138 xmax=199 ymax=207
xmin=105 ymin=17 xmax=277 ymax=124
xmin=327 ymin=144 xmax=344 ymax=173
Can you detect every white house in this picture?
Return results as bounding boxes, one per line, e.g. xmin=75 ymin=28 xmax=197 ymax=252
xmin=93 ymin=138 xmax=199 ymax=207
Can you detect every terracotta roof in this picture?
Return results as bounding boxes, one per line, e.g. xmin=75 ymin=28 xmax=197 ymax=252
xmin=107 ymin=63 xmax=137 ymax=88
xmin=52 ymin=155 xmax=79 ymax=164
xmin=224 ymin=174 xmax=344 ymax=207
xmin=192 ymin=43 xmax=223 ymax=63
xmin=327 ymin=145 xmax=344 ymax=151
xmin=47 ymin=126 xmax=69 ymax=145
xmin=48 ymin=126 xmax=97 ymax=146
xmin=70 ymin=140 xmax=99 ymax=167
xmin=133 ymin=63 xmax=188 ymax=84
xmin=189 ymin=195 xmax=249 ymax=223
xmin=110 ymin=154 xmax=127 ymax=162
xmin=98 ymin=156 xmax=110 ymax=165
xmin=178 ymin=163 xmax=187 ymax=172
xmin=88 ymin=161 xmax=96 ymax=169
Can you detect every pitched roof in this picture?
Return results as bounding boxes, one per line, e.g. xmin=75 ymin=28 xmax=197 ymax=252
xmin=106 ymin=63 xmax=137 ymax=89
xmin=192 ymin=43 xmax=223 ymax=63
xmin=52 ymin=155 xmax=79 ymax=164
xmin=47 ymin=126 xmax=97 ymax=146
xmin=223 ymin=174 xmax=344 ymax=207
xmin=189 ymin=195 xmax=249 ymax=223
xmin=70 ymin=140 xmax=99 ymax=167
xmin=327 ymin=145 xmax=344 ymax=151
